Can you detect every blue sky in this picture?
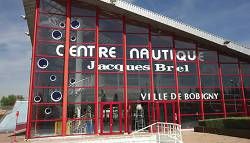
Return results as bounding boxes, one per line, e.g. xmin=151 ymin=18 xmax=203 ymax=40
xmin=0 ymin=0 xmax=249 ymax=97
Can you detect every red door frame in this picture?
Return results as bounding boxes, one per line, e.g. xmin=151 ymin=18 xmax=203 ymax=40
xmin=155 ymin=101 xmax=176 ymax=123
xmin=99 ymin=102 xmax=123 ymax=135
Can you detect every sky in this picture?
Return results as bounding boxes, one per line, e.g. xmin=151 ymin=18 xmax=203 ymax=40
xmin=0 ymin=0 xmax=249 ymax=98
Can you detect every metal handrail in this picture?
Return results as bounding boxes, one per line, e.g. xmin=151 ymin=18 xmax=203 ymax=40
xmin=131 ymin=122 xmax=183 ymax=143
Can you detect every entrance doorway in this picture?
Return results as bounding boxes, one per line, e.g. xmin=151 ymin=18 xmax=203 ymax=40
xmin=99 ymin=103 xmax=123 ymax=134
xmin=154 ymin=102 xmax=177 ymax=123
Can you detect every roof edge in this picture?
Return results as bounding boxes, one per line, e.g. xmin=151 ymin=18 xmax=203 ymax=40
xmin=100 ymin=0 xmax=250 ymax=56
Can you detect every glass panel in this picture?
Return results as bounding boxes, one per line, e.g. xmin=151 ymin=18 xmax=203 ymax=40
xmin=221 ymin=64 xmax=239 ymax=75
xmin=32 ymin=105 xmax=62 ymax=120
xmin=33 ymin=88 xmax=63 ymax=103
xmin=175 ymin=40 xmax=195 ymax=49
xmin=177 ymin=62 xmax=197 ymax=73
xmin=199 ymin=51 xmax=218 ymax=62
xmin=181 ymin=116 xmax=199 ymax=129
xmin=201 ymin=88 xmax=221 ymax=100
xmin=71 ymin=1 xmax=96 ymax=16
xmin=201 ymin=75 xmax=219 ymax=87
xmin=127 ymin=34 xmax=148 ymax=45
xmin=222 ymin=76 xmax=240 ymax=87
xmin=31 ymin=121 xmax=62 ymax=137
xmin=243 ymin=76 xmax=250 ymax=87
xmin=70 ymin=30 xmax=95 ymax=43
xmin=38 ymin=28 xmax=66 ymax=42
xmin=225 ymin=101 xmax=244 ymax=113
xmin=180 ymin=102 xmax=200 ymax=114
xmin=200 ymin=63 xmax=218 ymax=74
xmin=204 ymin=101 xmax=223 ymax=113
xmin=99 ymin=19 xmax=122 ymax=31
xmin=244 ymin=88 xmax=250 ymax=99
xmin=224 ymin=88 xmax=242 ymax=99
xmin=99 ymin=73 xmax=124 ymax=87
xmin=240 ymin=64 xmax=250 ymax=75
xmin=99 ymin=32 xmax=122 ymax=44
xmin=126 ymin=23 xmax=148 ymax=33
xmin=153 ymin=74 xmax=175 ymax=87
xmin=40 ymin=0 xmax=66 ymax=14
xmin=37 ymin=43 xmax=64 ymax=56
xmin=70 ymin=17 xmax=96 ymax=29
xmin=68 ymin=58 xmax=95 ymax=72
xmin=39 ymin=13 xmax=66 ymax=28
xmin=176 ymin=50 xmax=197 ymax=62
xmin=127 ymin=74 xmax=150 ymax=87
xmin=35 ymin=72 xmax=64 ymax=87
xmin=179 ymin=88 xmax=200 ymax=101
xmin=178 ymin=75 xmax=198 ymax=87
xmin=219 ymin=54 xmax=238 ymax=63
xmin=36 ymin=57 xmax=64 ymax=71
xmin=99 ymin=89 xmax=123 ymax=102
xmin=68 ymin=88 xmax=95 ymax=102
xmin=152 ymin=35 xmax=172 ymax=47
xmin=127 ymin=87 xmax=150 ymax=101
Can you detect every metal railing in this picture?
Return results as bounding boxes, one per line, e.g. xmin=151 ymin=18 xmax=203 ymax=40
xmin=131 ymin=122 xmax=183 ymax=143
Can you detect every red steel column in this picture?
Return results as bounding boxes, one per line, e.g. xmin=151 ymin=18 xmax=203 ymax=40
xmin=62 ymin=0 xmax=71 ymax=136
xmin=148 ymin=25 xmax=155 ymax=123
xmin=26 ymin=0 xmax=40 ymax=139
xmin=172 ymin=37 xmax=181 ymax=124
xmin=238 ymin=60 xmax=248 ymax=116
xmin=122 ymin=16 xmax=128 ymax=133
xmin=94 ymin=7 xmax=99 ymax=134
xmin=196 ymin=44 xmax=204 ymax=120
xmin=217 ymin=53 xmax=227 ymax=118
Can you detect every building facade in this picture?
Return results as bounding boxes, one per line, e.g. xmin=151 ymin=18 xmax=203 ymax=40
xmin=24 ymin=0 xmax=250 ymax=139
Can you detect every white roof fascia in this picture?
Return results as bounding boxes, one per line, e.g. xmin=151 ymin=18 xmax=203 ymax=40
xmin=100 ymin=0 xmax=250 ymax=56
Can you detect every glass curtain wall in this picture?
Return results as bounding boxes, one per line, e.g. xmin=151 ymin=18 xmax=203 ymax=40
xmin=27 ymin=0 xmax=249 ymax=138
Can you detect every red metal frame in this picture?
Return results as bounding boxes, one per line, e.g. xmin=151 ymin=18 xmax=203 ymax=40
xmin=61 ymin=0 xmax=71 ymax=136
xmin=238 ymin=61 xmax=248 ymax=116
xmin=217 ymin=52 xmax=227 ymax=118
xmin=122 ymin=15 xmax=128 ymax=133
xmin=94 ymin=7 xmax=99 ymax=134
xmin=172 ymin=37 xmax=181 ymax=124
xmin=26 ymin=0 xmax=40 ymax=139
xmin=196 ymin=44 xmax=204 ymax=120
xmin=148 ymin=25 xmax=155 ymax=124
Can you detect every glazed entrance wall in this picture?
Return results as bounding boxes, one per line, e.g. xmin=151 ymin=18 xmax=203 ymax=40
xmin=26 ymin=0 xmax=250 ymax=138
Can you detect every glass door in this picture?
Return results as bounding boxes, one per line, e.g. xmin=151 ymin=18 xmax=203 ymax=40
xmin=100 ymin=103 xmax=123 ymax=134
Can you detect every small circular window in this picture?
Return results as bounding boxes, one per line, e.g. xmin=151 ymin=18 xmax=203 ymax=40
xmin=49 ymin=75 xmax=57 ymax=82
xmin=70 ymin=78 xmax=76 ymax=84
xmin=52 ymin=30 xmax=62 ymax=40
xmin=51 ymin=91 xmax=62 ymax=102
xmin=37 ymin=58 xmax=49 ymax=69
xmin=34 ymin=96 xmax=41 ymax=103
xmin=71 ymin=36 xmax=76 ymax=42
xmin=59 ymin=22 xmax=65 ymax=28
xmin=44 ymin=107 xmax=52 ymax=115
xmin=71 ymin=20 xmax=80 ymax=29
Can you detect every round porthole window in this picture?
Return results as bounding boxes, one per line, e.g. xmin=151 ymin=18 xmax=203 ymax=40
xmin=44 ymin=107 xmax=52 ymax=115
xmin=59 ymin=22 xmax=65 ymax=28
xmin=49 ymin=75 xmax=57 ymax=82
xmin=71 ymin=20 xmax=80 ymax=29
xmin=52 ymin=30 xmax=62 ymax=40
xmin=70 ymin=78 xmax=76 ymax=84
xmin=51 ymin=91 xmax=62 ymax=102
xmin=37 ymin=58 xmax=49 ymax=69
xmin=34 ymin=96 xmax=41 ymax=103
xmin=71 ymin=36 xmax=76 ymax=42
